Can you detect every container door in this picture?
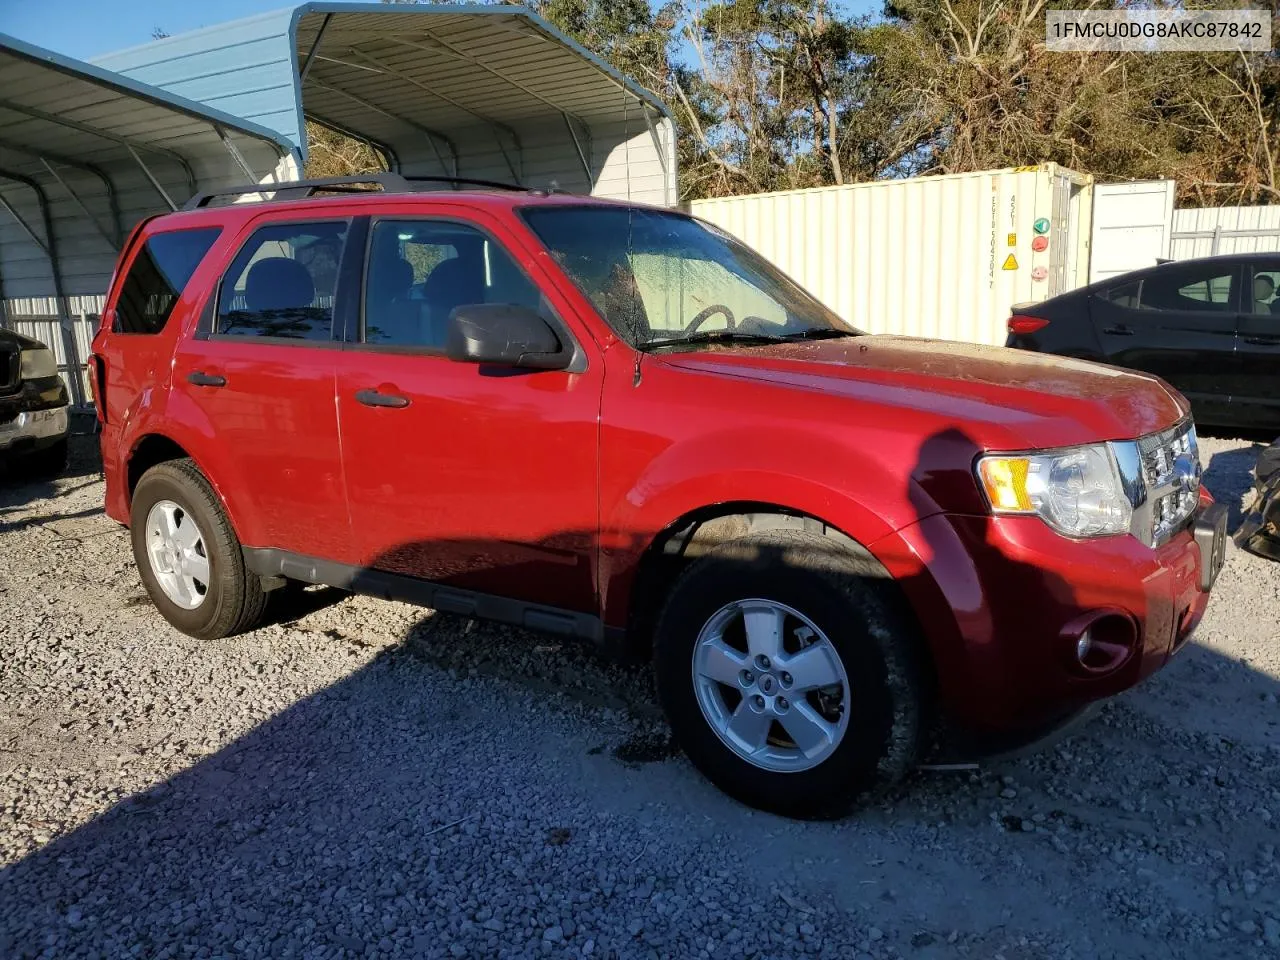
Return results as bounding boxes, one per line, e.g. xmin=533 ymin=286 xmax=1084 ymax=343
xmin=1088 ymin=181 xmax=1176 ymax=284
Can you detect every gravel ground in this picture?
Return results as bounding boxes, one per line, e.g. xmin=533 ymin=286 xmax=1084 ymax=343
xmin=0 ymin=432 xmax=1278 ymax=960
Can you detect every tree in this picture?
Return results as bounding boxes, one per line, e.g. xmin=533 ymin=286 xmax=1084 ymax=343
xmin=302 ymin=0 xmax=1278 ymax=205
xmin=303 ymin=122 xmax=384 ymax=179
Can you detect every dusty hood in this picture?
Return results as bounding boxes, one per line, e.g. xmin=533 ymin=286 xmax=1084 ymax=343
xmin=657 ymin=335 xmax=1189 ymax=448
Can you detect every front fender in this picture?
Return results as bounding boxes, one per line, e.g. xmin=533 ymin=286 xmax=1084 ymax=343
xmin=598 ymin=424 xmax=941 ymax=626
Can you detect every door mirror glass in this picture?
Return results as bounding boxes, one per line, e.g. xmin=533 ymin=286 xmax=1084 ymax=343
xmin=445 ymin=304 xmax=568 ymax=369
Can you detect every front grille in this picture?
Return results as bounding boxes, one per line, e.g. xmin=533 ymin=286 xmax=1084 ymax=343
xmin=1137 ymin=419 xmax=1199 ymax=543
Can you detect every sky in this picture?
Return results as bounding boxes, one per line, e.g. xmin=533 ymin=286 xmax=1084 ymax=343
xmin=0 ymin=0 xmax=884 ymax=61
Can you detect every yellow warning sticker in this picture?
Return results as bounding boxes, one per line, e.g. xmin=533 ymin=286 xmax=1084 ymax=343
xmin=1007 ymin=233 xmax=1017 ymax=247
xmin=1002 ymin=253 xmax=1019 ymax=270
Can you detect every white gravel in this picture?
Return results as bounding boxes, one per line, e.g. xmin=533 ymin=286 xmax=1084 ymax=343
xmin=1 ymin=432 xmax=1278 ymax=959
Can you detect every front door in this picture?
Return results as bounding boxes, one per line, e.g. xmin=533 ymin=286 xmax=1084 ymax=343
xmin=170 ymin=216 xmax=354 ymax=560
xmin=1233 ymin=257 xmax=1280 ymax=429
xmin=334 ymin=211 xmax=601 ymax=612
xmin=1089 ymin=260 xmax=1240 ymax=425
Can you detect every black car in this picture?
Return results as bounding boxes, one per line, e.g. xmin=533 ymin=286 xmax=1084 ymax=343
xmin=0 ymin=328 xmax=70 ymax=478
xmin=1006 ymin=253 xmax=1280 ymax=431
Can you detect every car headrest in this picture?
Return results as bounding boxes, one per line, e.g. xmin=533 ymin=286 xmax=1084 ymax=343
xmin=372 ymin=257 xmax=415 ymax=302
xmin=1256 ymin=273 xmax=1276 ymax=302
xmin=422 ymin=257 xmax=484 ymax=309
xmin=245 ymin=258 xmax=316 ymax=312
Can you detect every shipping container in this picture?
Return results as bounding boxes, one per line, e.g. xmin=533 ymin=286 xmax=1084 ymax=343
xmin=690 ymin=164 xmax=1092 ymax=346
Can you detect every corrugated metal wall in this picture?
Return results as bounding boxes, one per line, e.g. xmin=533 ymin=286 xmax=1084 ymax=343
xmin=691 ymin=166 xmax=1092 ymax=346
xmin=1170 ymin=205 xmax=1280 ymax=259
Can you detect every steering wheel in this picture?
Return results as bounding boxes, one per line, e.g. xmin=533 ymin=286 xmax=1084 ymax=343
xmin=685 ymin=303 xmax=735 ymax=334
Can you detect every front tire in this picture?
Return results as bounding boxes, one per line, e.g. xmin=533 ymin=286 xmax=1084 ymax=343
xmin=654 ymin=530 xmax=926 ymax=818
xmin=130 ymin=459 xmax=266 ymax=640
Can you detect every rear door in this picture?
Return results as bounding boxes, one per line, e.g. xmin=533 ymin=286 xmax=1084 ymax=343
xmin=1088 ymin=260 xmax=1239 ymax=424
xmin=1232 ymin=256 xmax=1280 ymax=428
xmin=169 ymin=214 xmax=355 ymax=561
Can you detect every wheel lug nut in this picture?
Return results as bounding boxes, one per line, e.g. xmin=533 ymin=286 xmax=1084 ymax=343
xmin=776 ymin=696 xmax=789 ymax=711
xmin=755 ymin=655 xmax=771 ymax=670
xmin=753 ymin=695 xmax=765 ymax=709
xmin=741 ymin=669 xmax=754 ymax=686
xmin=780 ymin=672 xmax=792 ymax=687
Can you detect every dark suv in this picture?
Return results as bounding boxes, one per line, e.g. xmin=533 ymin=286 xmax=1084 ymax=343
xmin=0 ymin=328 xmax=69 ymax=477
xmin=92 ymin=175 xmax=1225 ymax=817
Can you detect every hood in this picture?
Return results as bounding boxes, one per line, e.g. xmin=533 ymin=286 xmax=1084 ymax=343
xmin=657 ymin=335 xmax=1188 ymax=449
xmin=0 ymin=328 xmax=46 ymax=351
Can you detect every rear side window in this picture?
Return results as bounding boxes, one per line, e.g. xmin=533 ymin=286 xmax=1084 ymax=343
xmin=1102 ymin=279 xmax=1141 ymax=308
xmin=114 ymin=227 xmax=221 ymax=334
xmin=216 ymin=221 xmax=347 ymax=340
xmin=1139 ymin=264 xmax=1235 ymax=312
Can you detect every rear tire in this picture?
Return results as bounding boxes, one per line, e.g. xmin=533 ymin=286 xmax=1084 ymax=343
xmin=130 ymin=458 xmax=266 ymax=639
xmin=653 ymin=530 xmax=926 ymax=819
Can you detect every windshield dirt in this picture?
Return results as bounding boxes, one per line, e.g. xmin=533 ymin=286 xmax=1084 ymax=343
xmin=521 ymin=206 xmax=860 ymax=350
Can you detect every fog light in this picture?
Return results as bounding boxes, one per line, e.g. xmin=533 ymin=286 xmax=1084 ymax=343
xmin=1064 ymin=612 xmax=1137 ymax=675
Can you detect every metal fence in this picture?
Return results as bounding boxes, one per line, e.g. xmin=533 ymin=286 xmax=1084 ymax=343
xmin=1170 ymin=206 xmax=1280 ymax=259
xmin=0 ymin=294 xmax=104 ymax=409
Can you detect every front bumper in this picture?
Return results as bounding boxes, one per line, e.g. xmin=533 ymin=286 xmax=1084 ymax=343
xmin=876 ymin=502 xmax=1217 ymax=733
xmin=0 ymin=376 xmax=70 ymax=456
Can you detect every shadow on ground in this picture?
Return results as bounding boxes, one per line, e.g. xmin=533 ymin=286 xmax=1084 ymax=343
xmin=1203 ymin=443 xmax=1263 ymax=533
xmin=1 ymin=599 xmax=1277 ymax=959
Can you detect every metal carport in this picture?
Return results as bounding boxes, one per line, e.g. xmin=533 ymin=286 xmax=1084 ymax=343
xmin=0 ymin=33 xmax=296 ymax=405
xmin=94 ymin=3 xmax=677 ymax=208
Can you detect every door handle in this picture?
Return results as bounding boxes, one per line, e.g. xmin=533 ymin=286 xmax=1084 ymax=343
xmin=187 ymin=371 xmax=226 ymax=387
xmin=1243 ymin=336 xmax=1280 ymax=346
xmin=1102 ymin=326 xmax=1134 ymax=336
xmin=355 ymin=388 xmax=410 ymax=409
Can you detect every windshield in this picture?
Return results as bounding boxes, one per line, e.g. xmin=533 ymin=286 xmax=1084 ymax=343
xmin=520 ymin=206 xmax=860 ymax=349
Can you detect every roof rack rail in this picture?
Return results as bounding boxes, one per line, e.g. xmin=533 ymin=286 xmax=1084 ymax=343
xmin=182 ymin=173 xmax=528 ymax=210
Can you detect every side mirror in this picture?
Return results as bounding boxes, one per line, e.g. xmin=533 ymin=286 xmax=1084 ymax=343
xmin=445 ymin=304 xmax=569 ymax=370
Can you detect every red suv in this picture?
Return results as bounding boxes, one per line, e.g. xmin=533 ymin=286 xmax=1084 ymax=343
xmin=91 ymin=175 xmax=1227 ymax=817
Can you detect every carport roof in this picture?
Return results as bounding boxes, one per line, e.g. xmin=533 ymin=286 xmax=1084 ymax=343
xmin=93 ymin=3 xmax=674 ymax=169
xmin=0 ymin=32 xmax=294 ymax=199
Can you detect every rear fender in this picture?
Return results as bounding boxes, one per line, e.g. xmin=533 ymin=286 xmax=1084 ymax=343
xmin=119 ymin=392 xmax=256 ymax=542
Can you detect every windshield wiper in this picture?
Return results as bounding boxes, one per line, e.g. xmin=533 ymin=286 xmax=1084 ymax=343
xmin=781 ymin=328 xmax=859 ymax=341
xmin=641 ymin=330 xmax=788 ymax=350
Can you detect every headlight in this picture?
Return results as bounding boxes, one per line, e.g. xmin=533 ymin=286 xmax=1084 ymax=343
xmin=977 ymin=443 xmax=1133 ymax=538
xmin=19 ymin=347 xmax=57 ymax=380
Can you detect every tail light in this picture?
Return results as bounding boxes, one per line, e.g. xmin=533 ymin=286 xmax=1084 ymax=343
xmin=1008 ymin=314 xmax=1050 ymax=335
xmin=89 ymin=353 xmax=106 ymax=423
